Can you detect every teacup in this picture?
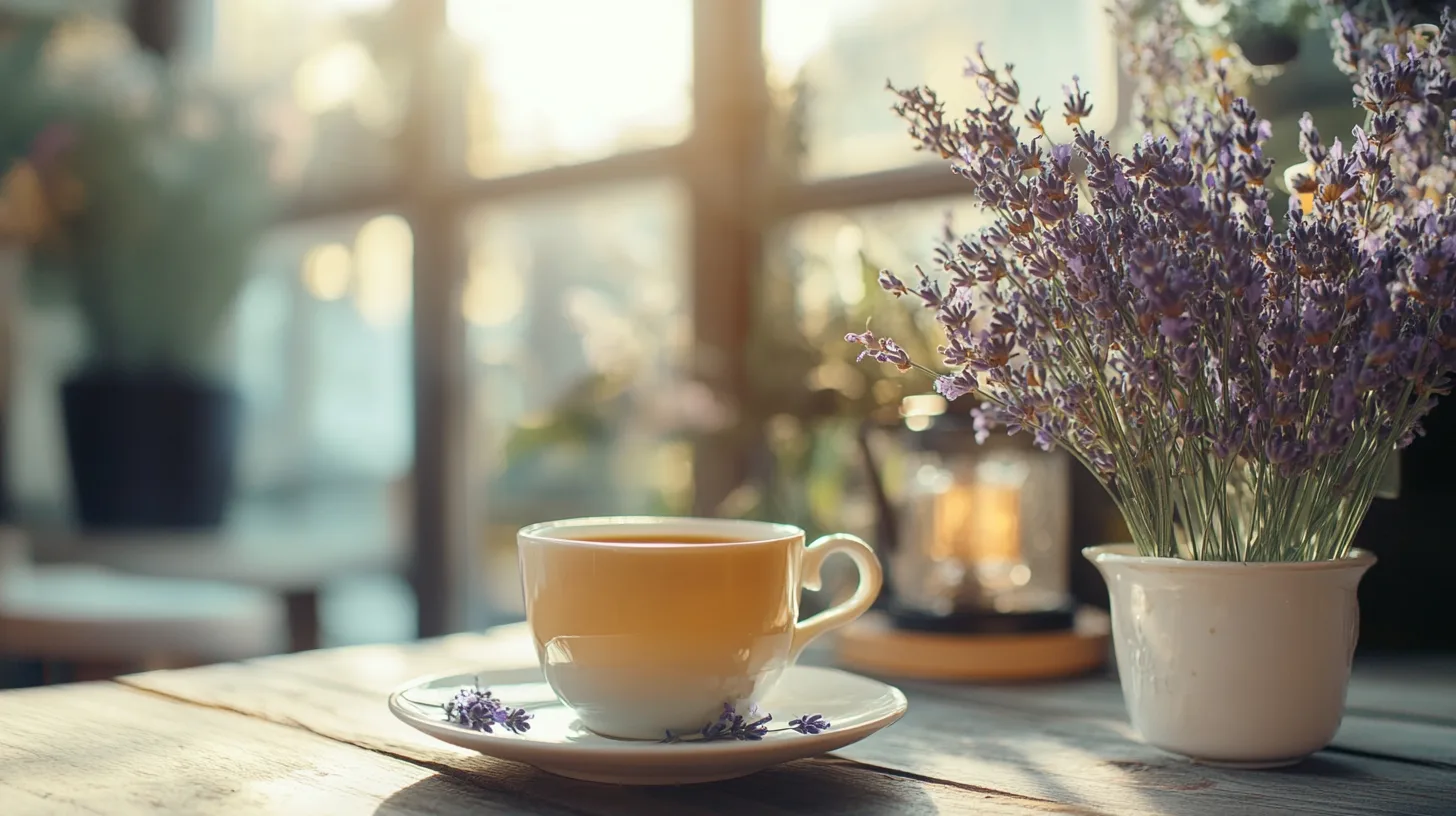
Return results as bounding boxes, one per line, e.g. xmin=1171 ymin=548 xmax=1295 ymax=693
xmin=518 ymin=516 xmax=882 ymax=740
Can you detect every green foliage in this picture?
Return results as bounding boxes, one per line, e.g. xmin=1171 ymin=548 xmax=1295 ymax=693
xmin=20 ymin=45 xmax=274 ymax=376
xmin=0 ymin=16 xmax=58 ymax=165
xmin=1 ymin=19 xmax=275 ymax=375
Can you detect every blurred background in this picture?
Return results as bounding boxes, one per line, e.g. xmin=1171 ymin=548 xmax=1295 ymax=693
xmin=0 ymin=0 xmax=1450 ymax=684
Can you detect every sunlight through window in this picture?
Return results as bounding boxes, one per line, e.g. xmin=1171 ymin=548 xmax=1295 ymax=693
xmin=762 ymin=0 xmax=1117 ymax=178
xmin=446 ymin=0 xmax=692 ymax=176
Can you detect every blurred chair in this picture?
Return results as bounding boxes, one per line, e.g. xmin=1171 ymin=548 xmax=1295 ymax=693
xmin=0 ymin=527 xmax=286 ymax=682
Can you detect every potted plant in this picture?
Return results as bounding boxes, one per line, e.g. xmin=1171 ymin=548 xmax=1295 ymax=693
xmin=849 ymin=1 xmax=1456 ymax=766
xmin=26 ymin=53 xmax=273 ymax=530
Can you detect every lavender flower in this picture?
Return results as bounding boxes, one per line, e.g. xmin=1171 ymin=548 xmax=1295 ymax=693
xmin=851 ymin=9 xmax=1456 ymax=563
xmin=443 ymin=683 xmax=532 ymax=735
xmin=789 ymin=714 xmax=832 ymax=735
xmin=661 ymin=704 xmax=833 ymax=743
xmin=844 ymin=328 xmax=914 ymax=372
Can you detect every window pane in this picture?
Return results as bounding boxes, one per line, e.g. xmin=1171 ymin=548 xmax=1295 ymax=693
xmin=773 ymin=197 xmax=985 ymax=367
xmin=752 ymin=199 xmax=982 ymax=542
xmin=185 ymin=0 xmax=403 ymax=197
xmin=763 ymin=0 xmax=1116 ymax=179
xmin=465 ymin=181 xmax=694 ymax=618
xmin=237 ymin=212 xmax=414 ymax=500
xmin=444 ymin=0 xmax=692 ymax=178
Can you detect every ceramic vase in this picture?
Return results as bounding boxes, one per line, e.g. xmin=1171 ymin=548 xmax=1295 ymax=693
xmin=1084 ymin=543 xmax=1376 ymax=767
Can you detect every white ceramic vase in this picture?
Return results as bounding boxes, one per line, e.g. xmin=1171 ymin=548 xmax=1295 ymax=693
xmin=1084 ymin=543 xmax=1376 ymax=768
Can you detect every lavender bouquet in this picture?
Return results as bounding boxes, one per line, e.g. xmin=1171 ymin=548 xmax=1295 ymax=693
xmin=850 ymin=9 xmax=1456 ymax=562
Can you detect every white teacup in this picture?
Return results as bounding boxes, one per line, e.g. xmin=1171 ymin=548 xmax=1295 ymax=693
xmin=518 ymin=516 xmax=882 ymax=740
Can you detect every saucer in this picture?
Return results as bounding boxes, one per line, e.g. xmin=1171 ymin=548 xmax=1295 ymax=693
xmin=388 ymin=664 xmax=908 ymax=785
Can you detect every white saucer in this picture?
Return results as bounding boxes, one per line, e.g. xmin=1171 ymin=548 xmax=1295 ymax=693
xmin=388 ymin=664 xmax=908 ymax=785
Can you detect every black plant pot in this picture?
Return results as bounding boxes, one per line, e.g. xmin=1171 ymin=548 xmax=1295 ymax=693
xmin=61 ymin=371 xmax=241 ymax=530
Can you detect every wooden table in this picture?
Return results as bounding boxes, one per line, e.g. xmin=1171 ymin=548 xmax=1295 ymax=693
xmin=2 ymin=624 xmax=1453 ymax=815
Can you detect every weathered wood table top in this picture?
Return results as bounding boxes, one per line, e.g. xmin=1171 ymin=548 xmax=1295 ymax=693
xmin=2 ymin=623 xmax=1453 ymax=815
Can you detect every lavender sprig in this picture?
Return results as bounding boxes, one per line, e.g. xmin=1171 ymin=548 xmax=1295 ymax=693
xmin=661 ymin=703 xmax=833 ymax=743
xmin=442 ymin=682 xmax=533 ymax=735
xmin=788 ymin=713 xmax=832 ymax=735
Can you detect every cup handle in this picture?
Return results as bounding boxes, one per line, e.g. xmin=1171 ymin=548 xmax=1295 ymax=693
xmin=790 ymin=533 xmax=883 ymax=661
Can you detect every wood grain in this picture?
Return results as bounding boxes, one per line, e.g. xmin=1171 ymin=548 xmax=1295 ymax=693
xmin=0 ymin=679 xmax=1073 ymax=815
xmin=893 ymin=670 xmax=1456 ymax=768
xmin=0 ymin=684 xmax=531 ymax=816
xmin=837 ymin=687 xmax=1456 ymax=816
xmin=117 ymin=633 xmax=1456 ymax=816
xmin=116 ymin=662 xmax=1072 ymax=815
xmin=124 ymin=664 xmax=1454 ymax=816
xmin=1346 ymin=657 xmax=1456 ymax=723
xmin=6 ymin=625 xmax=1451 ymax=815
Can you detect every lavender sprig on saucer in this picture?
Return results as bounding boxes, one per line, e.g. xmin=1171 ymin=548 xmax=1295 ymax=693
xmin=443 ymin=682 xmax=532 ymax=735
xmin=440 ymin=685 xmax=829 ymax=743
xmin=661 ymin=703 xmax=834 ymax=743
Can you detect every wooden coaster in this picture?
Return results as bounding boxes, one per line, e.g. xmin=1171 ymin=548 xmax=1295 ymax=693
xmin=835 ymin=606 xmax=1111 ymax=682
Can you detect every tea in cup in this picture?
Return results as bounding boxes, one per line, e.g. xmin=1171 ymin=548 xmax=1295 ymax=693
xmin=518 ymin=516 xmax=882 ymax=739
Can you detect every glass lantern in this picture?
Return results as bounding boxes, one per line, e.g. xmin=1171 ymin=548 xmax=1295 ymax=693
xmin=860 ymin=394 xmax=1073 ymax=633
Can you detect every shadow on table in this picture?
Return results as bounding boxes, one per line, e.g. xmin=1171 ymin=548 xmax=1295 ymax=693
xmin=374 ymin=758 xmax=940 ymax=815
xmin=374 ymin=773 xmax=501 ymax=815
xmin=993 ymin=730 xmax=1390 ymax=815
xmin=860 ymin=692 xmax=1408 ymax=816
